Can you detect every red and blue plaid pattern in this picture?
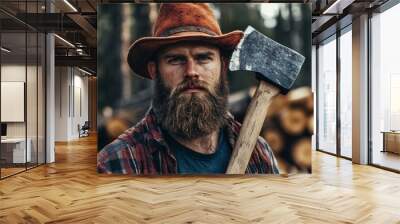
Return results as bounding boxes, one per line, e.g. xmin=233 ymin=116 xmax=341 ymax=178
xmin=97 ymin=109 xmax=280 ymax=175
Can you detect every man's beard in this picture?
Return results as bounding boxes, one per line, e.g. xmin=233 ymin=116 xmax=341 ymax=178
xmin=152 ymin=73 xmax=229 ymax=140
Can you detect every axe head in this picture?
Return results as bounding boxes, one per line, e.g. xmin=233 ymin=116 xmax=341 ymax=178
xmin=229 ymin=26 xmax=305 ymax=92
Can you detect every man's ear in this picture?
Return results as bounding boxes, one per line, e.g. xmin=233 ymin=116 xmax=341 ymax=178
xmin=147 ymin=61 xmax=157 ymax=79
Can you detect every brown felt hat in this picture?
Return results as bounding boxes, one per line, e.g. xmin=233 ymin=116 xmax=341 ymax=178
xmin=127 ymin=3 xmax=244 ymax=79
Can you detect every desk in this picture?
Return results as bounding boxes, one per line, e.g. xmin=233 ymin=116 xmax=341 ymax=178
xmin=1 ymin=138 xmax=31 ymax=163
xmin=382 ymin=131 xmax=400 ymax=154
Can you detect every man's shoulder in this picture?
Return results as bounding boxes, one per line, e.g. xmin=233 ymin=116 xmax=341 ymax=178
xmin=101 ymin=117 xmax=150 ymax=149
xmin=256 ymin=135 xmax=271 ymax=151
xmin=99 ymin=116 xmax=152 ymax=155
xmin=98 ymin=137 xmax=130 ymax=158
xmin=97 ymin=116 xmax=156 ymax=173
xmin=120 ymin=115 xmax=154 ymax=142
xmin=254 ymin=135 xmax=280 ymax=174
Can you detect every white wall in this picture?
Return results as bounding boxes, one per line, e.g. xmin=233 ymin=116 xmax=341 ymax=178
xmin=54 ymin=67 xmax=89 ymax=141
xmin=55 ymin=66 xmax=69 ymax=141
xmin=1 ymin=65 xmax=33 ymax=138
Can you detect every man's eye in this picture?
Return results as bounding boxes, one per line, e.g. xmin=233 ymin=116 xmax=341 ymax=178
xmin=168 ymin=57 xmax=185 ymax=64
xmin=197 ymin=55 xmax=212 ymax=63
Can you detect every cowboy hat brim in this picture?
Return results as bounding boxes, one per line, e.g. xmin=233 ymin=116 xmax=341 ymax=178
xmin=127 ymin=30 xmax=244 ymax=79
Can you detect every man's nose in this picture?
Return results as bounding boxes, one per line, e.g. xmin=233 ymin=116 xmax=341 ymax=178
xmin=184 ymin=58 xmax=200 ymax=79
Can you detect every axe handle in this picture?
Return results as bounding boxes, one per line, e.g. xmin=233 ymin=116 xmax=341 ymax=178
xmin=226 ymin=80 xmax=280 ymax=174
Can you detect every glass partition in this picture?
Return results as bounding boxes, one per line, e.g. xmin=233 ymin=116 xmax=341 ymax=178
xmin=27 ymin=31 xmax=38 ymax=169
xmin=0 ymin=1 xmax=46 ymax=179
xmin=1 ymin=30 xmax=28 ymax=177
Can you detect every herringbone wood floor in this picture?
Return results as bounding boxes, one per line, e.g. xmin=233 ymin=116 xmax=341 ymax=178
xmin=0 ymin=134 xmax=399 ymax=224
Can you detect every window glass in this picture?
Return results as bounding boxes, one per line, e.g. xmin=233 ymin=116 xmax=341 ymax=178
xmin=1 ymin=30 xmax=28 ymax=177
xmin=317 ymin=36 xmax=337 ymax=154
xmin=339 ymin=28 xmax=352 ymax=158
xmin=371 ymin=3 xmax=400 ymax=171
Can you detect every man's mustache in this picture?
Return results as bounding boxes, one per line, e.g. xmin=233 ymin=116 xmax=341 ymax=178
xmin=171 ymin=79 xmax=212 ymax=96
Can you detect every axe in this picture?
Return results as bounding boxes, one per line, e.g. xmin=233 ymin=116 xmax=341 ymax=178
xmin=226 ymin=26 xmax=305 ymax=174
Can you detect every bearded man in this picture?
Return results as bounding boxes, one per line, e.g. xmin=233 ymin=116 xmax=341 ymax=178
xmin=97 ymin=3 xmax=280 ymax=174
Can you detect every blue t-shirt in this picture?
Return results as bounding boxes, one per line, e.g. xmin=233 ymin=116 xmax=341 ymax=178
xmin=165 ymin=129 xmax=232 ymax=174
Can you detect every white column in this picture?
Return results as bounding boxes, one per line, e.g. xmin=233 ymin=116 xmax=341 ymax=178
xmin=45 ymin=1 xmax=55 ymax=163
xmin=352 ymin=14 xmax=369 ymax=164
xmin=46 ymin=33 xmax=55 ymax=163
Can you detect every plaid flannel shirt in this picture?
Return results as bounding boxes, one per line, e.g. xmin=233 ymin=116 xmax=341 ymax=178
xmin=97 ymin=109 xmax=280 ymax=175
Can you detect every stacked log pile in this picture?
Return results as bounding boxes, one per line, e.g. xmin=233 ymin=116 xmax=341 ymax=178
xmin=260 ymin=87 xmax=313 ymax=174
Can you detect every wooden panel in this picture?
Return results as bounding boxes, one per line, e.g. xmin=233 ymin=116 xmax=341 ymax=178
xmin=88 ymin=77 xmax=97 ymax=133
xmin=385 ymin=132 xmax=400 ymax=154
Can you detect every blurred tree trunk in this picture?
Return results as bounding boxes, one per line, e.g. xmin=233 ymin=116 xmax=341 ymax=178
xmin=130 ymin=4 xmax=153 ymax=94
xmin=121 ymin=4 xmax=133 ymax=101
xmin=98 ymin=4 xmax=122 ymax=111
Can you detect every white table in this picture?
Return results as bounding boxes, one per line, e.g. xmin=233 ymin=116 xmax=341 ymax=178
xmin=1 ymin=138 xmax=31 ymax=163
